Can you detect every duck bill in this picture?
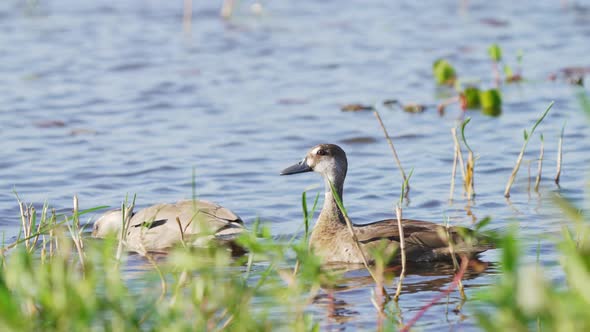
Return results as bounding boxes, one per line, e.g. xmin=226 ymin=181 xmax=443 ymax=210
xmin=280 ymin=159 xmax=312 ymax=175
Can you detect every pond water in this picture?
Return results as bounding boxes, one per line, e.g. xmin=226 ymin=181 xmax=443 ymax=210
xmin=1 ymin=0 xmax=590 ymax=330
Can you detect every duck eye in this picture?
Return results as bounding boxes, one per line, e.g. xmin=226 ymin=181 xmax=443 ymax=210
xmin=316 ymin=149 xmax=327 ymax=156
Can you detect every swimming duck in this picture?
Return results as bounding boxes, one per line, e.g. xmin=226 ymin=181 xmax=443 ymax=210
xmin=281 ymin=143 xmax=491 ymax=264
xmin=92 ymin=199 xmax=245 ymax=253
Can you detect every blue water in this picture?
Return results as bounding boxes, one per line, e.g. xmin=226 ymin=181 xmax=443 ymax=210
xmin=1 ymin=1 xmax=590 ymax=330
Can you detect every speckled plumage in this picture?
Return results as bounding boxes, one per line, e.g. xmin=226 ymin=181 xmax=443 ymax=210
xmin=281 ymin=144 xmax=492 ymax=264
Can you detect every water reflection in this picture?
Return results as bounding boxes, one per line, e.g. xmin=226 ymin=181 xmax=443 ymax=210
xmin=311 ymin=258 xmax=494 ymax=328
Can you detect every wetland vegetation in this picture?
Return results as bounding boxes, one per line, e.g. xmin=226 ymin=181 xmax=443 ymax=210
xmin=2 ymin=1 xmax=590 ymax=331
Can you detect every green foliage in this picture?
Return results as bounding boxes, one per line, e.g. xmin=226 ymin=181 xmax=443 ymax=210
xmin=479 ymin=89 xmax=502 ymax=116
xmin=503 ymin=64 xmax=513 ymax=78
xmin=488 ymin=44 xmax=502 ymax=62
xmin=475 ymin=223 xmax=590 ymax=331
xmin=460 ymin=117 xmax=473 ymax=153
xmin=462 ymin=86 xmax=481 ymax=109
xmin=433 ymin=59 xmax=457 ymax=85
xmin=301 ymin=191 xmax=320 ymax=242
xmin=475 ymin=100 xmax=589 ymax=331
xmin=0 ymin=199 xmax=340 ymax=332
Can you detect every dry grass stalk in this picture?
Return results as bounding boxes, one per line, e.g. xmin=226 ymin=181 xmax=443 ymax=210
xmin=116 ymin=197 xmax=136 ymax=261
xmin=67 ymin=195 xmax=85 ymax=269
xmin=504 ymin=147 xmax=527 ymax=198
xmin=373 ymin=110 xmax=409 ymax=194
xmin=393 ymin=205 xmax=406 ymax=301
xmin=176 ymin=216 xmax=187 ymax=248
xmin=449 ymin=134 xmax=459 ymax=201
xmin=555 ymin=125 xmax=564 ymax=184
xmin=527 ymin=160 xmax=533 ymax=198
xmin=460 ymin=118 xmax=475 ymax=200
xmin=18 ymin=201 xmax=30 ymax=250
xmin=49 ymin=209 xmax=56 ymax=257
xmin=465 ymin=151 xmax=475 ymax=199
xmin=535 ymin=134 xmax=544 ymax=191
xmin=450 ymin=128 xmax=467 ymax=184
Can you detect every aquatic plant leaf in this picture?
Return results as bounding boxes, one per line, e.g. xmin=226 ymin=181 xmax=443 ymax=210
xmin=529 ymin=101 xmax=554 ymax=136
xmin=433 ymin=59 xmax=457 ymax=85
xmin=488 ymin=44 xmax=502 ymax=62
xmin=503 ymin=64 xmax=513 ymax=78
xmin=462 ymin=86 xmax=481 ymax=109
xmin=479 ymin=89 xmax=502 ymax=116
xmin=474 ymin=216 xmax=492 ymax=231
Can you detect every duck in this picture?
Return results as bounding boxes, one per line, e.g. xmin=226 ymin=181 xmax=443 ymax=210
xmin=92 ymin=199 xmax=245 ymax=254
xmin=280 ymin=143 xmax=492 ymax=264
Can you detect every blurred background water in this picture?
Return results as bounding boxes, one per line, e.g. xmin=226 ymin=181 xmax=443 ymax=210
xmin=1 ymin=0 xmax=589 ymax=330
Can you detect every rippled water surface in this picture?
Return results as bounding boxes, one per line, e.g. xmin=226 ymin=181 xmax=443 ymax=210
xmin=2 ymin=0 xmax=590 ymax=330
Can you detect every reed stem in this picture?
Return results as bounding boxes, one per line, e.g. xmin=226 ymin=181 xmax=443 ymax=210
xmin=393 ymin=205 xmax=406 ymax=301
xmin=555 ymin=124 xmax=565 ymax=185
xmin=504 ymin=101 xmax=554 ymax=197
xmin=450 ymin=136 xmax=459 ymax=201
xmin=373 ymin=110 xmax=409 ymax=194
xmin=534 ymin=134 xmax=544 ymax=191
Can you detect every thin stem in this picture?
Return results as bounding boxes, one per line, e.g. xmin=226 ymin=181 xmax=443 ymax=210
xmin=504 ymin=101 xmax=554 ymax=197
xmin=555 ymin=124 xmax=565 ymax=185
xmin=450 ymin=133 xmax=459 ymax=201
xmin=451 ymin=128 xmax=467 ymax=188
xmin=116 ymin=195 xmax=136 ymax=262
xmin=534 ymin=134 xmax=544 ymax=191
xmin=176 ymin=217 xmax=187 ymax=248
xmin=393 ymin=206 xmax=406 ymax=301
xmin=373 ymin=110 xmax=409 ymax=193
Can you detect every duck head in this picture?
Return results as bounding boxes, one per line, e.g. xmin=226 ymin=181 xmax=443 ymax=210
xmin=281 ymin=144 xmax=348 ymax=185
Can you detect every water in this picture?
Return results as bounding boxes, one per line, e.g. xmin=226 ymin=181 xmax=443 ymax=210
xmin=1 ymin=0 xmax=590 ymax=330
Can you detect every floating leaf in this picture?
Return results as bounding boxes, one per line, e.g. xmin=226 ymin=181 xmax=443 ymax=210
xmin=479 ymin=89 xmax=502 ymax=116
xmin=462 ymin=86 xmax=481 ymax=109
xmin=433 ymin=59 xmax=457 ymax=85
xmin=488 ymin=44 xmax=502 ymax=62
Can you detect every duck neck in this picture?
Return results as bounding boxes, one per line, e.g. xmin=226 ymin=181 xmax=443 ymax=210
xmin=317 ymin=174 xmax=346 ymax=228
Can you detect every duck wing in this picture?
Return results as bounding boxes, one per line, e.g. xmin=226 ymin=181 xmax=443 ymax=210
xmin=354 ymin=219 xmax=445 ymax=244
xmin=354 ymin=218 xmax=492 ymax=261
